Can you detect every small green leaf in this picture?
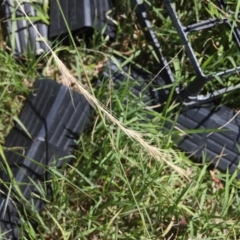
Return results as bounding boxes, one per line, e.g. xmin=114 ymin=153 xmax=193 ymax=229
xmin=13 ymin=116 xmax=33 ymax=141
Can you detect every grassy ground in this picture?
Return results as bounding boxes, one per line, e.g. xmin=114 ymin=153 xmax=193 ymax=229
xmin=1 ymin=0 xmax=240 ymax=239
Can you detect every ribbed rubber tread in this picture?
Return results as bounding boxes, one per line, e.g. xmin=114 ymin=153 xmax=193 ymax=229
xmin=49 ymin=0 xmax=116 ymax=38
xmin=1 ymin=0 xmax=49 ymax=55
xmin=14 ymin=79 xmax=91 ymax=151
xmin=175 ymin=106 xmax=240 ymax=174
xmin=2 ymin=129 xmax=70 ymax=196
xmin=0 ymin=130 xmax=69 ymax=239
xmin=0 ymin=79 xmax=91 ymax=239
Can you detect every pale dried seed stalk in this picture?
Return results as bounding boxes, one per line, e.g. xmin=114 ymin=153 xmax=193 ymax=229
xmin=15 ymin=0 xmax=187 ymax=176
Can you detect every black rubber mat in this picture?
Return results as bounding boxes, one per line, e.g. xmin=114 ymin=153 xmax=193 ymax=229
xmin=49 ymin=0 xmax=116 ymax=39
xmin=1 ymin=0 xmax=49 ymax=55
xmin=0 ymin=79 xmax=91 ymax=239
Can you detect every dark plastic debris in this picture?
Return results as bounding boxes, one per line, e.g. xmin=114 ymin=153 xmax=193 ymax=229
xmin=49 ymin=0 xmax=116 ymax=39
xmin=131 ymin=0 xmax=175 ymax=86
xmin=129 ymin=0 xmax=240 ymax=175
xmin=1 ymin=0 xmax=49 ymax=55
xmin=162 ymin=0 xmax=240 ymax=99
xmin=0 ymin=79 xmax=91 ymax=239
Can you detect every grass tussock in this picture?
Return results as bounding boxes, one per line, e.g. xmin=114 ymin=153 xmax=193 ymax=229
xmin=0 ymin=0 xmax=240 ymax=239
